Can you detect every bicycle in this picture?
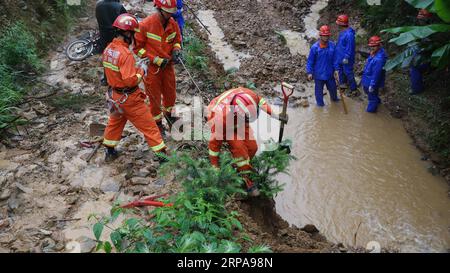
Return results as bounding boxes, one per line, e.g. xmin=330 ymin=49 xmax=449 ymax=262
xmin=65 ymin=30 xmax=101 ymax=61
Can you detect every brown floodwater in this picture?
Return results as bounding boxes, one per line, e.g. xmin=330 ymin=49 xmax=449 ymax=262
xmin=197 ymin=1 xmax=450 ymax=252
xmin=252 ymin=92 xmax=450 ymax=252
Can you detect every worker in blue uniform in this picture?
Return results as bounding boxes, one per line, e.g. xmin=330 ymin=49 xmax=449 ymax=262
xmin=361 ymin=36 xmax=388 ymax=113
xmin=335 ymin=14 xmax=357 ymax=94
xmin=306 ymin=25 xmax=339 ymax=107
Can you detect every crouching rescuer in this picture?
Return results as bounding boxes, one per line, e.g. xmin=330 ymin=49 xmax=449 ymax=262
xmin=102 ymin=14 xmax=170 ymax=162
xmin=207 ymin=87 xmax=288 ymax=197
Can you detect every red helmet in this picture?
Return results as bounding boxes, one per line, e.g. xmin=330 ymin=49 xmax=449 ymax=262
xmin=417 ymin=9 xmax=432 ymax=19
xmin=319 ymin=25 xmax=331 ymax=36
xmin=231 ymin=93 xmax=259 ymax=122
xmin=154 ymin=0 xmax=177 ymax=14
xmin=336 ymin=14 xmax=349 ymax=26
xmin=368 ymin=36 xmax=382 ymax=47
xmin=113 ymin=13 xmax=139 ymax=32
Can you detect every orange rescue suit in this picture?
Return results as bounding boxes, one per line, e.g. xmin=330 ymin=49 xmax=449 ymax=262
xmin=207 ymin=87 xmax=273 ymax=172
xmin=102 ymin=38 xmax=166 ymax=152
xmin=134 ymin=13 xmax=182 ymax=122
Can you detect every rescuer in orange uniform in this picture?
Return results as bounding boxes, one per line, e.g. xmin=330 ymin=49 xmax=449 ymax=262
xmin=102 ymin=13 xmax=169 ymax=162
xmin=134 ymin=0 xmax=182 ymax=135
xmin=207 ymin=87 xmax=288 ymax=197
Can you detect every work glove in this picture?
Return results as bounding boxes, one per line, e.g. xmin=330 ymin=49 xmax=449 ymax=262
xmin=172 ymin=50 xmax=182 ymax=64
xmin=307 ymin=74 xmax=313 ymax=81
xmin=368 ymin=86 xmax=375 ymax=93
xmin=155 ymin=57 xmax=169 ymax=69
xmin=342 ymin=58 xmax=349 ymax=65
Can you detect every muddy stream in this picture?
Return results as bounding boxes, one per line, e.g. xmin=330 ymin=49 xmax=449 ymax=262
xmin=199 ymin=0 xmax=450 ymax=252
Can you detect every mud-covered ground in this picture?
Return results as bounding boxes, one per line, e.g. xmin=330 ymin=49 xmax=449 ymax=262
xmin=0 ymin=0 xmax=359 ymax=253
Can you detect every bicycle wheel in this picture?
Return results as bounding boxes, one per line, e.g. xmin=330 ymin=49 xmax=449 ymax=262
xmin=65 ymin=39 xmax=94 ymax=61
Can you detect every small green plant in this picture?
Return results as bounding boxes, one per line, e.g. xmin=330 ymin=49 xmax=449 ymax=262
xmin=249 ymin=140 xmax=296 ymax=198
xmin=92 ymin=152 xmax=272 ymax=253
xmin=183 ymin=33 xmax=208 ymax=71
xmin=92 ymin=145 xmax=295 ymax=253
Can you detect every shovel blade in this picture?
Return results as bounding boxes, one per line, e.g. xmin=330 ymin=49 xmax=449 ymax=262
xmin=89 ymin=123 xmax=106 ymax=137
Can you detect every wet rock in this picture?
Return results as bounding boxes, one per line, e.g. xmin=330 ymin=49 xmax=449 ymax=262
xmin=16 ymin=164 xmax=38 ymax=178
xmin=154 ymin=178 xmax=166 ymax=187
xmin=0 ymin=218 xmax=12 ymax=229
xmin=21 ymin=110 xmax=38 ymax=120
xmin=0 ymin=247 xmax=9 ymax=253
xmin=130 ymin=177 xmax=150 ymax=186
xmin=41 ymin=238 xmax=56 ymax=253
xmin=15 ymin=182 xmax=33 ymax=194
xmin=301 ymin=224 xmax=319 ymax=234
xmin=39 ymin=229 xmax=53 ymax=236
xmin=0 ymin=233 xmax=15 ymax=244
xmin=8 ymin=193 xmax=20 ymax=210
xmin=0 ymin=189 xmax=10 ymax=201
xmin=136 ymin=167 xmax=151 ymax=178
xmin=76 ymin=236 xmax=97 ymax=253
xmin=100 ymin=179 xmax=121 ymax=193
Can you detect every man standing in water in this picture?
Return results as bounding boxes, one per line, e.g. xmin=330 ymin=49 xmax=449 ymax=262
xmin=306 ymin=25 xmax=340 ymax=107
xmin=361 ymin=36 xmax=387 ymax=113
xmin=335 ymin=15 xmax=357 ymax=96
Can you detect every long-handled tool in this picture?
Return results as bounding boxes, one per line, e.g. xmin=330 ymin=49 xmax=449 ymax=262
xmin=339 ymin=85 xmax=349 ymax=115
xmin=278 ymin=82 xmax=294 ymax=144
xmin=178 ymin=57 xmax=204 ymax=95
xmin=184 ymin=3 xmax=212 ymax=35
xmin=86 ymin=123 xmax=106 ymax=163
xmin=121 ymin=194 xmax=173 ymax=208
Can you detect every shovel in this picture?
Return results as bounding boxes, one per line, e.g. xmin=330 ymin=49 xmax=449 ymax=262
xmin=339 ymin=84 xmax=349 ymax=115
xmin=278 ymin=82 xmax=294 ymax=153
xmin=86 ymin=123 xmax=106 ymax=163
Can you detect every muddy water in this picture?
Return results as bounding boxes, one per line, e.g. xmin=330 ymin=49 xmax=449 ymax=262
xmin=196 ymin=0 xmax=450 ymax=252
xmin=251 ymin=95 xmax=450 ymax=252
xmin=197 ymin=10 xmax=251 ymax=72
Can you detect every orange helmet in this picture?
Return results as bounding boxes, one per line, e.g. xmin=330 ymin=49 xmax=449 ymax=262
xmin=319 ymin=25 xmax=331 ymax=36
xmin=231 ymin=93 xmax=259 ymax=122
xmin=417 ymin=9 xmax=432 ymax=19
xmin=336 ymin=14 xmax=349 ymax=26
xmin=368 ymin=36 xmax=382 ymax=47
xmin=154 ymin=0 xmax=177 ymax=14
xmin=112 ymin=14 xmax=139 ymax=32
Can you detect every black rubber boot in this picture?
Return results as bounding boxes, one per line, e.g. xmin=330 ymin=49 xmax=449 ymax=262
xmin=156 ymin=121 xmax=166 ymax=138
xmin=105 ymin=147 xmax=119 ymax=162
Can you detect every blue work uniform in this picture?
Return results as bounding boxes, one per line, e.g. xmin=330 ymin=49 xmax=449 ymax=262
xmin=306 ymin=41 xmax=339 ymax=107
xmin=409 ymin=46 xmax=429 ymax=94
xmin=172 ymin=0 xmax=185 ymax=39
xmin=336 ymin=27 xmax=357 ymax=91
xmin=361 ymin=48 xmax=388 ymax=113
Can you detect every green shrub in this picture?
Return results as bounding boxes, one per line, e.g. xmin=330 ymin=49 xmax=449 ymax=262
xmin=91 ymin=149 xmax=294 ymax=253
xmin=183 ymin=33 xmax=209 ymax=71
xmin=0 ymin=23 xmax=43 ymax=72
